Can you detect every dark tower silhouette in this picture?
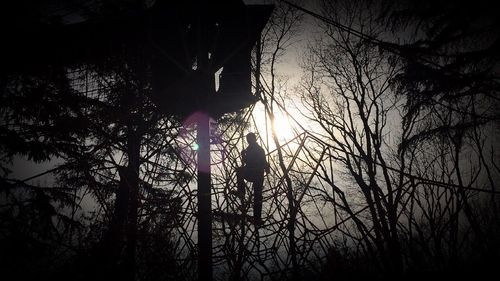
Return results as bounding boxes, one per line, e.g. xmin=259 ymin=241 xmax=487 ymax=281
xmin=146 ymin=2 xmax=273 ymax=280
xmin=1 ymin=1 xmax=272 ymax=280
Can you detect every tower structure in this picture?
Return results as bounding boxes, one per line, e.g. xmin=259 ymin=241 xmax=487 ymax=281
xmin=2 ymin=1 xmax=273 ymax=281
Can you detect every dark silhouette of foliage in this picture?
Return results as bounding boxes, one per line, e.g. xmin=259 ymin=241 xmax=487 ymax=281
xmin=379 ymin=0 xmax=500 ymax=151
xmin=1 ymin=2 xmax=188 ymax=281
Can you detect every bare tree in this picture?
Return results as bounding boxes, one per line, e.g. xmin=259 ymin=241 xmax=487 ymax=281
xmin=296 ymin=0 xmax=500 ymax=277
xmin=297 ymin=0 xmax=419 ymax=274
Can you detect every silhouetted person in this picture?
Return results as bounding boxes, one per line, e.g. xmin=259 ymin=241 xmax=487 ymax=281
xmin=236 ymin=132 xmax=270 ymax=226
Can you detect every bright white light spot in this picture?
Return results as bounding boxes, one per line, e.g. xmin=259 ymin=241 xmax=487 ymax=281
xmin=250 ymin=103 xmax=305 ymax=150
xmin=192 ymin=143 xmax=200 ymax=151
xmin=272 ymin=114 xmax=295 ymax=141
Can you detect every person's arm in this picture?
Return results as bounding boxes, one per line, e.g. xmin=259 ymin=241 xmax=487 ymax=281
xmin=260 ymin=147 xmax=270 ymax=173
xmin=241 ymin=149 xmax=247 ymax=166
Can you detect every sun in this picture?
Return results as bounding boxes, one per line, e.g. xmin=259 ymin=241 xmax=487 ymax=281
xmin=251 ymin=104 xmax=298 ymax=143
xmin=271 ymin=113 xmax=295 ymax=141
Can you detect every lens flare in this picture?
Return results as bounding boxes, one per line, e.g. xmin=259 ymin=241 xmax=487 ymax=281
xmin=192 ymin=143 xmax=200 ymax=151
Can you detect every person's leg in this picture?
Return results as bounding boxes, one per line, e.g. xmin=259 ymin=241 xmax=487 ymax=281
xmin=253 ymin=176 xmax=264 ymax=225
xmin=236 ymin=167 xmax=246 ymax=199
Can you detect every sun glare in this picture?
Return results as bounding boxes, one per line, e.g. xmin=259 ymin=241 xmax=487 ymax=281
xmin=272 ymin=114 xmax=295 ymax=141
xmin=251 ymin=104 xmax=298 ymax=144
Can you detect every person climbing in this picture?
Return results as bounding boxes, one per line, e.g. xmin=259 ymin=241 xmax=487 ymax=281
xmin=235 ymin=132 xmax=270 ymax=226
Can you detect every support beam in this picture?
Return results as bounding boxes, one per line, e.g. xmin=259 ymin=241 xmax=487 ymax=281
xmin=197 ymin=113 xmax=212 ymax=281
xmin=196 ymin=3 xmax=213 ymax=279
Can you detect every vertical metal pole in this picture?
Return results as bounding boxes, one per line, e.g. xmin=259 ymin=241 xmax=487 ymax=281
xmin=196 ymin=2 xmax=213 ymax=280
xmin=197 ymin=114 xmax=212 ymax=281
